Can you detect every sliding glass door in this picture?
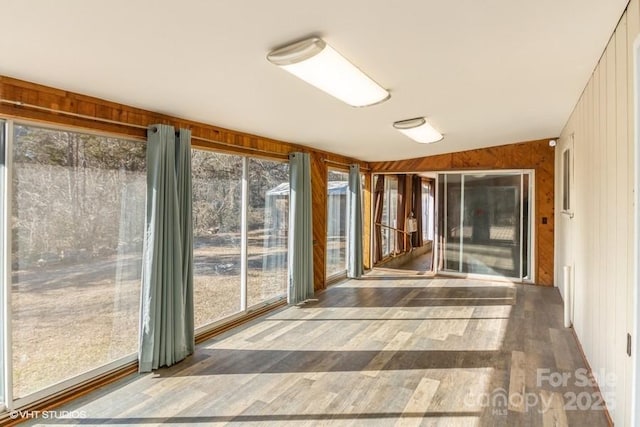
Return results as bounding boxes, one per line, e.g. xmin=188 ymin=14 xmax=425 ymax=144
xmin=437 ymin=171 xmax=532 ymax=280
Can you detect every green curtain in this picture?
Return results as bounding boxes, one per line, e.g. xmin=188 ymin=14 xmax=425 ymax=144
xmin=139 ymin=124 xmax=194 ymax=372
xmin=288 ymin=152 xmax=314 ymax=304
xmin=347 ymin=164 xmax=363 ymax=278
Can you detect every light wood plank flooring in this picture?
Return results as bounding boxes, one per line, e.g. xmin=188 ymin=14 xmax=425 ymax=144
xmin=25 ymin=277 xmax=609 ymax=426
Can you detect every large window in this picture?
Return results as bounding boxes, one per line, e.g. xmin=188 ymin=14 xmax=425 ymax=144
xmin=421 ymin=180 xmax=434 ymax=243
xmin=10 ymin=124 xmax=145 ymax=399
xmin=192 ymin=151 xmax=243 ymax=328
xmin=247 ymin=158 xmax=289 ymax=307
xmin=0 ymin=120 xmax=290 ymax=408
xmin=326 ymin=170 xmax=349 ymax=278
xmin=381 ymin=176 xmax=399 ymax=257
xmin=562 ymin=148 xmax=571 ymax=212
xmin=0 ymin=120 xmax=6 ymax=408
xmin=192 ymin=151 xmax=289 ymax=328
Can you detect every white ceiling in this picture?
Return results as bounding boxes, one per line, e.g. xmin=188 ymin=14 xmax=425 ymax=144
xmin=1 ymin=0 xmax=629 ymax=161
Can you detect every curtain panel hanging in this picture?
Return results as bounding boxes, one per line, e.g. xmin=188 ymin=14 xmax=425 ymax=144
xmin=347 ymin=164 xmax=363 ymax=278
xmin=288 ymin=152 xmax=314 ymax=304
xmin=139 ymin=124 xmax=194 ymax=373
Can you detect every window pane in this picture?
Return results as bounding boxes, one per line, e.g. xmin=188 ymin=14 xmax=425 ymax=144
xmin=192 ymin=151 xmax=242 ymax=328
xmin=381 ymin=178 xmax=390 ymax=257
xmin=382 ymin=176 xmax=398 ymax=257
xmin=247 ymin=159 xmax=289 ymax=307
xmin=523 ymin=173 xmax=530 ymax=279
xmin=326 ymin=170 xmax=349 ymax=277
xmin=11 ymin=125 xmax=145 ymax=398
xmin=421 ymin=181 xmax=431 ymax=243
xmin=563 ymin=149 xmax=571 ymax=211
xmin=0 ymin=120 xmax=5 ymax=406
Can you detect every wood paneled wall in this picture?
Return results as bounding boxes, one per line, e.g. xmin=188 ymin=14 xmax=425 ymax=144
xmin=0 ymin=76 xmax=370 ymax=291
xmin=310 ymin=153 xmax=328 ymax=289
xmin=556 ymin=1 xmax=638 ymax=423
xmin=370 ymin=138 xmax=555 ymax=286
xmin=362 ymin=172 xmax=372 ymax=270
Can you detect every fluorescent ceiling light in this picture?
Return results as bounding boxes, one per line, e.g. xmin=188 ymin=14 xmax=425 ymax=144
xmin=267 ymin=37 xmax=390 ymax=107
xmin=393 ymin=117 xmax=443 ymax=144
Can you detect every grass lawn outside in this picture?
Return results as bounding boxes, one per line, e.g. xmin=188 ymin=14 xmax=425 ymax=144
xmin=11 ymin=232 xmax=286 ymax=399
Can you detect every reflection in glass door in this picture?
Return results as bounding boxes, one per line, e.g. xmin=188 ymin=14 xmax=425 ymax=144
xmin=437 ymin=171 xmax=532 ymax=280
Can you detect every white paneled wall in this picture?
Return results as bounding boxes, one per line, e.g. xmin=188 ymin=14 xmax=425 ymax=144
xmin=556 ymin=1 xmax=638 ymax=424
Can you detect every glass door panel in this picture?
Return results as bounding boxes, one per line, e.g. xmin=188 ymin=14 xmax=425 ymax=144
xmin=522 ymin=173 xmax=531 ymax=279
xmin=440 ymin=174 xmax=462 ymax=272
xmin=461 ymin=174 xmax=521 ymax=277
xmin=437 ymin=171 xmax=531 ymax=280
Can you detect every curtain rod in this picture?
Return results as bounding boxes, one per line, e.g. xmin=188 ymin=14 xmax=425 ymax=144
xmin=191 ymin=135 xmax=289 ymax=158
xmin=1 ymin=99 xmax=148 ymax=129
xmin=324 ymin=158 xmax=371 ymax=172
xmin=0 ymin=98 xmax=289 ymax=157
xmin=1 ymin=98 xmax=368 ymax=167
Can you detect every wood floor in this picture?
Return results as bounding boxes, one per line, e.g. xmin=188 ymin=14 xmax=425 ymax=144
xmin=26 ymin=276 xmax=609 ymax=426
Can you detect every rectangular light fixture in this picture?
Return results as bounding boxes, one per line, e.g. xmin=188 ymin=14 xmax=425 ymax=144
xmin=393 ymin=117 xmax=443 ymax=144
xmin=267 ymin=37 xmax=390 ymax=108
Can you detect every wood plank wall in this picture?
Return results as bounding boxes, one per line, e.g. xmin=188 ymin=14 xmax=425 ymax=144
xmin=362 ymin=173 xmax=372 ymax=270
xmin=370 ymin=138 xmax=555 ymax=286
xmin=310 ymin=153 xmax=328 ymax=288
xmin=0 ymin=75 xmax=370 ymax=291
xmin=555 ymin=1 xmax=638 ymax=423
